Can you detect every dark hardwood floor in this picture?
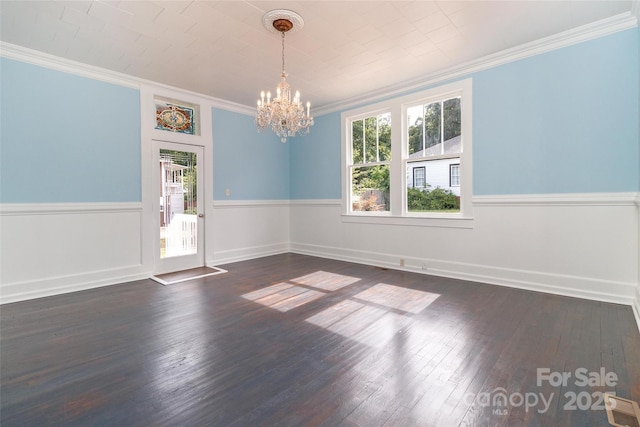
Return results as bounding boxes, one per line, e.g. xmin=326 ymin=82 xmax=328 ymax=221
xmin=2 ymin=253 xmax=639 ymax=426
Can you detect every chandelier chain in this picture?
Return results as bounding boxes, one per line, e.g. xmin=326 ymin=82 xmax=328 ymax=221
xmin=281 ymin=31 xmax=285 ymax=74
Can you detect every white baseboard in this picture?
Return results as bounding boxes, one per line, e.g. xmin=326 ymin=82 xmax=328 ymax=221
xmin=0 ymin=265 xmax=150 ymax=305
xmin=290 ymin=242 xmax=637 ymax=306
xmin=208 ymin=242 xmax=290 ymax=266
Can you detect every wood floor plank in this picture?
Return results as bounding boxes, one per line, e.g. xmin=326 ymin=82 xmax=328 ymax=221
xmin=1 ymin=253 xmax=639 ymax=426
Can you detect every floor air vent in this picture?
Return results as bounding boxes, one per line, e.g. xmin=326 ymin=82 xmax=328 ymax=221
xmin=605 ymin=394 xmax=640 ymax=427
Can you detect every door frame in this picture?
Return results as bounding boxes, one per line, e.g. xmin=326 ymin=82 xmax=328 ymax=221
xmin=140 ymin=85 xmax=214 ymax=276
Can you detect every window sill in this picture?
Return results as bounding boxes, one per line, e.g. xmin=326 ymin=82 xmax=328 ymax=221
xmin=341 ymin=213 xmax=474 ymax=229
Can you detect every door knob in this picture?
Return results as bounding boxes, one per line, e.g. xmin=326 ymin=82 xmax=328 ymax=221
xmin=198 ymin=213 xmax=204 ymax=218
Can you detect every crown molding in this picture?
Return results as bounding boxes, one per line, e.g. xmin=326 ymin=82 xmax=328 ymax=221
xmin=0 ymin=42 xmax=256 ymax=116
xmin=0 ymin=41 xmax=139 ymax=89
xmin=2 ymin=7 xmax=636 ymax=119
xmin=632 ymin=0 xmax=640 ymax=21
xmin=313 ymin=11 xmax=638 ymax=116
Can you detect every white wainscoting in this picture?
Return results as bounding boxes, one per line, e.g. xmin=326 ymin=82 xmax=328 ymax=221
xmin=0 ymin=203 xmax=148 ymax=304
xmin=289 ymin=193 xmax=640 ymax=308
xmin=3 ymin=195 xmax=639 ymax=335
xmin=209 ymin=200 xmax=291 ymax=266
xmin=0 ymin=200 xmax=292 ymax=304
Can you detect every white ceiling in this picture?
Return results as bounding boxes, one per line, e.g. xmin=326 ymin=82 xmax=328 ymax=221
xmin=0 ymin=1 xmax=635 ymax=111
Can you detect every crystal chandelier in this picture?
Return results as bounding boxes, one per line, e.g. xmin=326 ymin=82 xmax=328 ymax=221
xmin=256 ymin=10 xmax=314 ymax=143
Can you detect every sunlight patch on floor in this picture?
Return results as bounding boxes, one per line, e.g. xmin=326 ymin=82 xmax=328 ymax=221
xmin=306 ymin=299 xmax=413 ymax=348
xmin=354 ymin=283 xmax=439 ymax=313
xmin=291 ymin=271 xmax=360 ymax=291
xmin=243 ymin=274 xmax=441 ymax=347
xmin=241 ymin=271 xmax=362 ymax=312
xmin=241 ymin=282 xmax=325 ymax=312
xmin=305 ymin=284 xmax=440 ymax=348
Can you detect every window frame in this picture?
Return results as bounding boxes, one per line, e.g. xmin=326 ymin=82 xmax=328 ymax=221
xmin=341 ymin=78 xmax=473 ymax=228
xmin=450 ymin=163 xmax=460 ymax=187
xmin=413 ymin=166 xmax=426 ymax=188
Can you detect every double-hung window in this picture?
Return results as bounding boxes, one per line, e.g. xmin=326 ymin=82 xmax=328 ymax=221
xmin=342 ymin=79 xmax=472 ymax=226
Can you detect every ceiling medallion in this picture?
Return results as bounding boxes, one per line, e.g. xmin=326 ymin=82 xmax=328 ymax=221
xmin=255 ymin=10 xmax=313 ymax=143
xmin=262 ymin=9 xmax=304 ymax=33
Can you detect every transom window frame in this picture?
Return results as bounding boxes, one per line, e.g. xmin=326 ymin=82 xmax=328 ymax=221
xmin=341 ymin=78 xmax=473 ymax=228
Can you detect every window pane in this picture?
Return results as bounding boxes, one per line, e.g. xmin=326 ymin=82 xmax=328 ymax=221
xmin=352 ymin=119 xmax=363 ymax=164
xmin=406 ymin=159 xmax=460 ymax=213
xmin=351 ymin=164 xmax=390 ymax=212
xmin=424 ymin=102 xmax=441 ymax=155
xmin=160 ymin=149 xmax=198 ymax=258
xmin=364 ymin=116 xmax=377 ymax=163
xmin=407 ymin=105 xmax=424 ymax=157
xmin=378 ymin=113 xmax=392 ymax=161
xmin=443 ymin=97 xmax=461 ymax=142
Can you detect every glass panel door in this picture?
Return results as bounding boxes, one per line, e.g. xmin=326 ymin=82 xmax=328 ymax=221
xmin=155 ymin=142 xmax=204 ymax=273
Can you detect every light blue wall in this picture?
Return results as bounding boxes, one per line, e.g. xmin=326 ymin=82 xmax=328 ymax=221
xmin=473 ymin=28 xmax=638 ymax=195
xmin=0 ymin=58 xmax=141 ymax=203
xmin=212 ymin=108 xmax=289 ymax=200
xmin=289 ymin=112 xmax=341 ymax=199
xmin=290 ymin=27 xmax=640 ymax=198
xmin=2 ymin=27 xmax=638 ymax=204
